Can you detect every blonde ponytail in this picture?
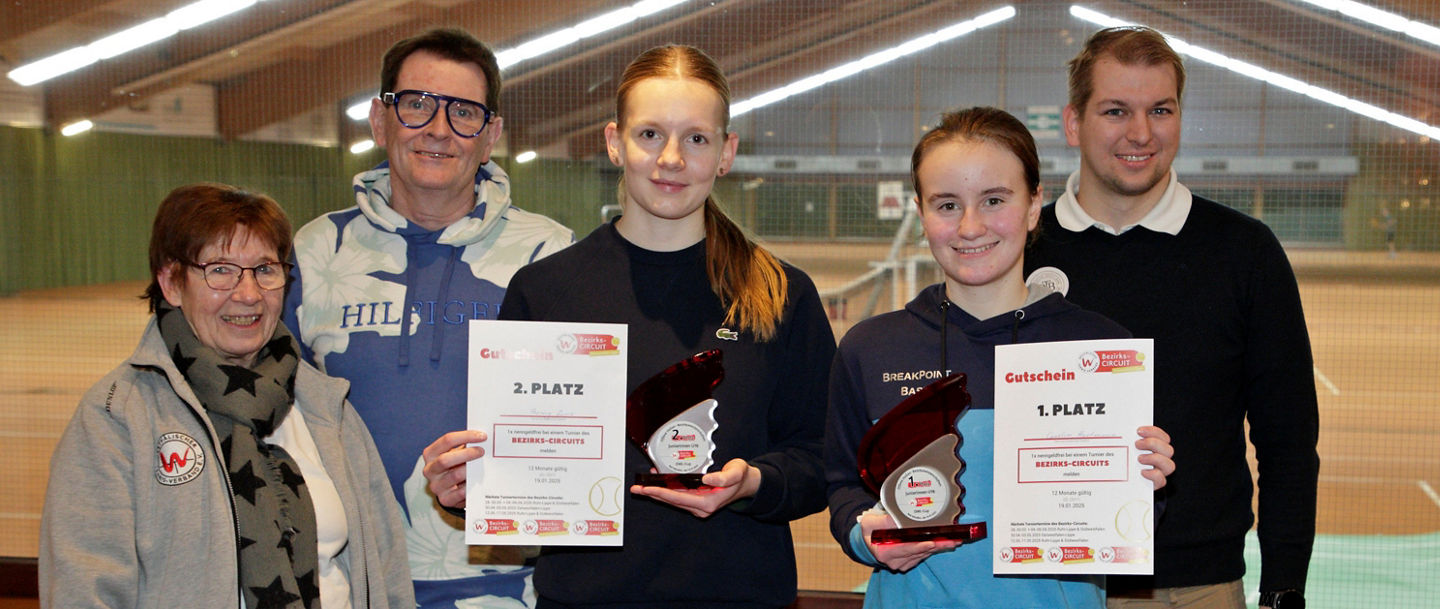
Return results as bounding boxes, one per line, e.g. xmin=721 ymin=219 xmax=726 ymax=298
xmin=704 ymin=199 xmax=788 ymax=341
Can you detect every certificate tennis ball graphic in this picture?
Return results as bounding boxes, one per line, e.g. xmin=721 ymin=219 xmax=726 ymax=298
xmin=588 ymin=476 xmax=624 ymax=516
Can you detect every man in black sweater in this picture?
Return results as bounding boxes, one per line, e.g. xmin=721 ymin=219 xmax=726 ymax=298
xmin=1024 ymin=26 xmax=1319 ymax=609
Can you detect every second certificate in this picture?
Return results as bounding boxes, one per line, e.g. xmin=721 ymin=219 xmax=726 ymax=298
xmin=992 ymin=338 xmax=1155 ymax=575
xmin=465 ymin=320 xmax=628 ymax=547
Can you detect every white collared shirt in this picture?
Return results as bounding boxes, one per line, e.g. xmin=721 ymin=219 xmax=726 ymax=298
xmin=1053 ymin=169 xmax=1193 ymax=235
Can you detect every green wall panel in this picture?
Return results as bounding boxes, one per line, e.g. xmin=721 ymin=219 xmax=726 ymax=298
xmin=0 ymin=128 xmax=47 ymax=295
xmin=502 ymin=157 xmax=613 ymax=238
xmin=1 ymin=127 xmax=355 ymax=294
xmin=0 ymin=126 xmax=612 ymax=295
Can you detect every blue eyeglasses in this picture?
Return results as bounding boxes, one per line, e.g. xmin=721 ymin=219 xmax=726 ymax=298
xmin=381 ymin=90 xmax=494 ymax=138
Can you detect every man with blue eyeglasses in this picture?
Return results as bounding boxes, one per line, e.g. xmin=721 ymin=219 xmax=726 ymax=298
xmin=284 ymin=27 xmax=573 ymax=609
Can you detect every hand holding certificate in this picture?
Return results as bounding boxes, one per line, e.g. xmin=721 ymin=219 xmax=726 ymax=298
xmin=992 ymin=338 xmax=1157 ymax=574
xmin=464 ymin=320 xmax=628 ymax=546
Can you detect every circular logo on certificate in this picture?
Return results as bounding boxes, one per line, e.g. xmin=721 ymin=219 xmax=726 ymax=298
xmin=155 ymin=432 xmax=205 ymax=486
xmin=999 ymin=547 xmax=1014 ymax=562
xmin=892 ymin=465 xmax=950 ymax=522
xmin=1098 ymin=547 xmax=1116 ymax=563
xmin=556 ymin=334 xmax=578 ymax=354
xmin=522 ymin=520 xmax=539 ymax=535
xmin=588 ymin=477 xmax=623 ymax=516
xmin=655 ymin=421 xmax=706 ymax=474
xmin=1046 ymin=546 xmax=1063 ymax=563
xmin=1078 ymin=351 xmax=1100 ymax=373
xmin=572 ymin=520 xmax=589 ymax=535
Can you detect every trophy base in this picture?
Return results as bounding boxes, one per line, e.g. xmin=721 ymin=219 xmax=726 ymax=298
xmin=634 ymin=473 xmax=710 ymax=490
xmin=871 ymin=522 xmax=987 ymax=545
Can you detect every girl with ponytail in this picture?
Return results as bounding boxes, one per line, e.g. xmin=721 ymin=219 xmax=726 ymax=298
xmin=424 ymin=45 xmax=837 ymax=608
xmin=606 ymin=44 xmax=790 ymax=341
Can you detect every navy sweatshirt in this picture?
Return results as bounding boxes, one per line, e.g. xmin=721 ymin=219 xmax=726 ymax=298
xmin=825 ymin=284 xmax=1129 ymax=608
xmin=500 ymin=219 xmax=836 ymax=608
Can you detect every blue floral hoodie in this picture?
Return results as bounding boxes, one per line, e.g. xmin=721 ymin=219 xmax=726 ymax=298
xmin=284 ymin=160 xmax=573 ymax=608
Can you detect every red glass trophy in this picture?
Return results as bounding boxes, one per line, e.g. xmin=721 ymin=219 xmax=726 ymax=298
xmin=857 ymin=373 xmax=987 ymax=544
xmin=626 ymin=349 xmax=723 ymax=490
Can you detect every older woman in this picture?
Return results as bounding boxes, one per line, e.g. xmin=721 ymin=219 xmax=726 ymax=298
xmin=39 ymin=183 xmax=412 ymax=609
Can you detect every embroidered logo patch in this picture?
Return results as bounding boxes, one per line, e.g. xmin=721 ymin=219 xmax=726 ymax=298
xmin=155 ymin=432 xmax=205 ymax=486
xmin=715 ymin=328 xmax=739 ymax=341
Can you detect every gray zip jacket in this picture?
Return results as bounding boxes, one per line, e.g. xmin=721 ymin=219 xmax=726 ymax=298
xmin=39 ymin=319 xmax=414 ymax=609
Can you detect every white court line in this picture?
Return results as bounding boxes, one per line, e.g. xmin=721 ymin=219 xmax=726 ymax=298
xmin=1329 ymin=477 xmax=1440 ymax=511
xmin=1313 ymin=365 xmax=1340 ymax=396
xmin=1321 ymin=454 xmax=1439 ymax=465
xmin=1319 ymin=475 xmax=1428 ymax=484
xmin=1419 ymin=480 xmax=1440 ymax=511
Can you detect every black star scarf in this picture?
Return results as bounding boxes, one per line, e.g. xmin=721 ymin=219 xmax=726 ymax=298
xmin=156 ymin=302 xmax=321 ymax=609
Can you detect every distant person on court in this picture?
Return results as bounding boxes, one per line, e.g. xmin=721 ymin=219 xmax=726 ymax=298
xmin=282 ymin=28 xmax=573 ymax=608
xmin=41 ymin=183 xmax=412 ymax=609
xmin=1377 ymin=206 xmax=1398 ymax=258
xmin=1023 ymin=26 xmax=1320 ymax=609
xmin=825 ymin=106 xmax=1176 ymax=608
xmin=422 ymin=44 xmax=837 ymax=608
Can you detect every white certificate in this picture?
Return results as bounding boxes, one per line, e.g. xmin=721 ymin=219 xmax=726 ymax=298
xmin=992 ymin=338 xmax=1155 ymax=574
xmin=465 ymin=320 xmax=628 ymax=546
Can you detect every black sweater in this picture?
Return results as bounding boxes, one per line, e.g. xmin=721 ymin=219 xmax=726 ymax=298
xmin=500 ymin=220 xmax=836 ymax=608
xmin=1024 ymin=195 xmax=1320 ymax=593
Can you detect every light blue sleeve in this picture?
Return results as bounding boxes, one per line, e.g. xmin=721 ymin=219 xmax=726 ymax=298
xmin=848 ymin=519 xmax=883 ymax=567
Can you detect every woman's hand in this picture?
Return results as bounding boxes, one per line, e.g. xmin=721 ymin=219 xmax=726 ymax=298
xmin=421 ymin=430 xmax=487 ymax=508
xmin=629 ymin=458 xmax=761 ymax=518
xmin=859 ymin=511 xmax=957 ymax=572
xmin=1135 ymin=425 xmax=1176 ymax=489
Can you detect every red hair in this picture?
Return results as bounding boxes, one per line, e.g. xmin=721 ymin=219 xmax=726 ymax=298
xmin=143 ymin=183 xmax=291 ymax=313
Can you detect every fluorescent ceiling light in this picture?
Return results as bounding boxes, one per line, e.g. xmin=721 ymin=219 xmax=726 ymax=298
xmin=1292 ymin=0 xmax=1440 ymax=47
xmin=6 ymin=0 xmax=268 ymax=86
xmin=495 ymin=0 xmax=688 ymax=70
xmin=1070 ymin=6 xmax=1440 ymax=141
xmin=515 ymin=150 xmax=538 ymax=163
xmin=349 ymin=139 xmax=375 ymax=154
xmin=8 ymin=48 xmax=99 ymax=87
xmin=731 ymin=6 xmax=1016 ymax=118
xmin=168 ymin=0 xmax=258 ymax=30
xmin=346 ymin=101 xmax=371 ymax=121
xmin=61 ymin=120 xmax=94 ymax=136
xmin=346 ymin=0 xmax=687 ymax=121
xmin=90 ymin=19 xmax=178 ymax=60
